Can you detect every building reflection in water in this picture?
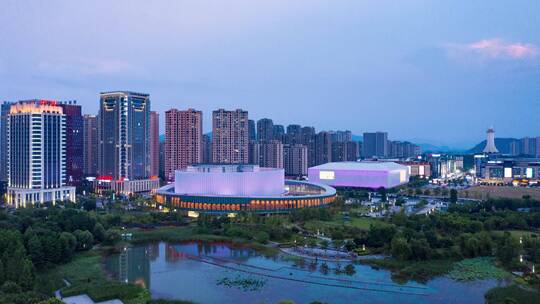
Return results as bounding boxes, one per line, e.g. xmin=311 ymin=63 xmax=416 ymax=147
xmin=106 ymin=245 xmax=152 ymax=289
xmin=165 ymin=241 xmax=256 ymax=262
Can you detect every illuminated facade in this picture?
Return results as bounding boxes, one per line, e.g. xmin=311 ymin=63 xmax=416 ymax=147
xmin=96 ymin=91 xmax=158 ymax=194
xmin=6 ymin=100 xmax=76 ymax=207
xmin=308 ymin=161 xmax=410 ymax=189
xmin=155 ymin=164 xmax=336 ymax=214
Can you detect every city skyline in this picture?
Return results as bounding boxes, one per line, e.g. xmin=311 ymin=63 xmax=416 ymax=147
xmin=2 ymin=1 xmax=539 ymax=149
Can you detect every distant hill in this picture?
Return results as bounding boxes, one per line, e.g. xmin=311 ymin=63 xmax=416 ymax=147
xmin=467 ymin=138 xmax=517 ymax=154
xmin=418 ymin=143 xmax=453 ymax=153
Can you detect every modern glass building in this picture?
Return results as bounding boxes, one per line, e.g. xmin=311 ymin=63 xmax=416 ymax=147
xmin=6 ymin=100 xmax=76 ymax=207
xmin=96 ymin=91 xmax=159 ymax=194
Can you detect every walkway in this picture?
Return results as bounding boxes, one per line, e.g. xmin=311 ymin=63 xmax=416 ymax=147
xmin=55 ymin=278 xmax=123 ymax=304
xmin=62 ymin=295 xmax=123 ymax=304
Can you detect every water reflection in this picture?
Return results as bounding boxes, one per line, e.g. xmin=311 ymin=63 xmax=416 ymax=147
xmin=104 ymin=241 xmax=501 ymax=304
xmin=105 ymin=246 xmax=151 ymax=288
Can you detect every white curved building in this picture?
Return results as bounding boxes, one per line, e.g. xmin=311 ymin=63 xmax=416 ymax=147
xmin=155 ymin=164 xmax=336 ymax=214
xmin=174 ymin=164 xmax=284 ymax=197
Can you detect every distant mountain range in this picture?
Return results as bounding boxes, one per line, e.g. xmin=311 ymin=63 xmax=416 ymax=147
xmin=159 ymin=133 xmax=519 ymax=155
xmin=467 ymin=138 xmax=518 ymax=154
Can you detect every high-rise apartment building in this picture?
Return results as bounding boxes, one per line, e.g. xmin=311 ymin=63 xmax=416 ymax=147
xmin=212 ymin=109 xmax=249 ymax=164
xmin=96 ymin=91 xmax=158 ymax=194
xmin=284 ymin=144 xmax=308 ymax=177
xmin=164 ymin=108 xmax=203 ymax=181
xmin=6 ymin=100 xmax=76 ymax=207
xmin=332 ymin=141 xmax=360 ymax=162
xmin=59 ymin=101 xmax=84 ymax=184
xmin=83 ymin=115 xmax=98 ymax=176
xmin=362 ymin=132 xmax=388 ymax=158
xmin=329 ymin=130 xmax=352 ymax=142
xmin=388 ymin=141 xmax=421 ymax=159
xmin=0 ymin=101 xmax=13 ymax=182
xmin=248 ymin=140 xmax=260 ymax=165
xmin=202 ymin=134 xmax=212 ymax=164
xmin=301 ymin=126 xmax=316 ymax=167
xmin=258 ymin=140 xmax=283 ymax=169
xmin=315 ymin=131 xmax=332 ymax=165
xmin=273 ymin=124 xmax=285 ymax=142
xmin=257 ymin=118 xmax=274 ymax=141
xmin=248 ymin=119 xmax=256 ymax=141
xmin=150 ymin=111 xmax=160 ymax=177
xmin=286 ymin=124 xmax=302 ymax=145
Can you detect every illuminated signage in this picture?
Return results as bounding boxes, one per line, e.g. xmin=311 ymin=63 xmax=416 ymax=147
xmin=399 ymin=170 xmax=407 ymax=183
xmin=419 ymin=166 xmax=425 ymax=176
xmin=319 ymin=171 xmax=335 ymax=180
xmin=527 ymin=168 xmax=533 ymax=179
xmin=504 ymin=168 xmax=512 ymax=178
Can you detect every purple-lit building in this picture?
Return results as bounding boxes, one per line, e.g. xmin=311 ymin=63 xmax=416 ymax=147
xmin=59 ymin=101 xmax=84 ymax=184
xmin=155 ymin=164 xmax=336 ymax=214
xmin=308 ymin=161 xmax=409 ymax=189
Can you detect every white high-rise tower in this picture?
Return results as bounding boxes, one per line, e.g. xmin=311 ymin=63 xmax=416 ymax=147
xmin=483 ymin=127 xmax=499 ymax=153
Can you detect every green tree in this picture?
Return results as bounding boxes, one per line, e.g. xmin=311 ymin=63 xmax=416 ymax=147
xmin=378 ymin=187 xmax=387 ymax=202
xmin=104 ymin=229 xmax=121 ymax=245
xmin=74 ymin=230 xmax=94 ymax=251
xmin=496 ymin=233 xmax=519 ymax=266
xmin=391 ymin=236 xmax=411 ymax=260
xmin=450 ymin=189 xmax=458 ymax=204
xmin=26 ymin=235 xmax=43 ymax=267
xmin=93 ymin=223 xmax=106 ymax=242
xmin=59 ymin=232 xmax=77 ymax=262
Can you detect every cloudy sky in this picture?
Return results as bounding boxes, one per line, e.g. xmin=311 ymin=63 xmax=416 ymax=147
xmin=1 ymin=0 xmax=539 ymax=148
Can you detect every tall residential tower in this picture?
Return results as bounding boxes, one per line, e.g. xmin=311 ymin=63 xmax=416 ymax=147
xmin=164 ymin=108 xmax=203 ymax=181
xmin=212 ymin=109 xmax=249 ymax=164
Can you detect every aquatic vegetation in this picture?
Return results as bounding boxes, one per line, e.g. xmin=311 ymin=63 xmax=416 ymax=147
xmin=216 ymin=276 xmax=267 ymax=292
xmin=448 ymin=257 xmax=510 ymax=281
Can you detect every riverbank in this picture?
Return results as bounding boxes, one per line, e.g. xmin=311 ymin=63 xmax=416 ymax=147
xmin=36 ymin=251 xmax=149 ymax=304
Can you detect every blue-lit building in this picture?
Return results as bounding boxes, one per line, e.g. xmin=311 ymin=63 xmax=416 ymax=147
xmin=6 ymin=100 xmax=76 ymax=207
xmin=96 ymin=91 xmax=159 ymax=194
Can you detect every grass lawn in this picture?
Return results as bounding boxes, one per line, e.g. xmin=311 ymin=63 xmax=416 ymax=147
xmin=36 ymin=251 xmax=149 ymax=304
xmin=303 ymin=216 xmax=386 ymax=234
xmin=485 ymin=285 xmax=540 ymax=304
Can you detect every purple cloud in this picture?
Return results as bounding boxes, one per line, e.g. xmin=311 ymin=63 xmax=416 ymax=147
xmin=445 ymin=38 xmax=539 ymax=60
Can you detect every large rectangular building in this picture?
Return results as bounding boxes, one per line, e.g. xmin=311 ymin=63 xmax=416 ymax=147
xmin=6 ymin=100 xmax=76 ymax=207
xmin=212 ymin=109 xmax=249 ymax=164
xmin=83 ymin=114 xmax=98 ymax=176
xmin=258 ymin=140 xmax=284 ymax=169
xmin=59 ymin=101 xmax=84 ymax=184
xmin=362 ymin=132 xmax=388 ymax=158
xmin=96 ymin=91 xmax=158 ymax=194
xmin=150 ymin=111 xmax=160 ymax=177
xmin=164 ymin=108 xmax=203 ymax=181
xmin=0 ymin=101 xmax=13 ymax=182
xmin=308 ymin=161 xmax=409 ymax=189
xmin=284 ymin=144 xmax=308 ymax=177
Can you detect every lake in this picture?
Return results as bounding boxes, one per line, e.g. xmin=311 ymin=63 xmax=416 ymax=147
xmin=104 ymin=241 xmax=504 ymax=304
